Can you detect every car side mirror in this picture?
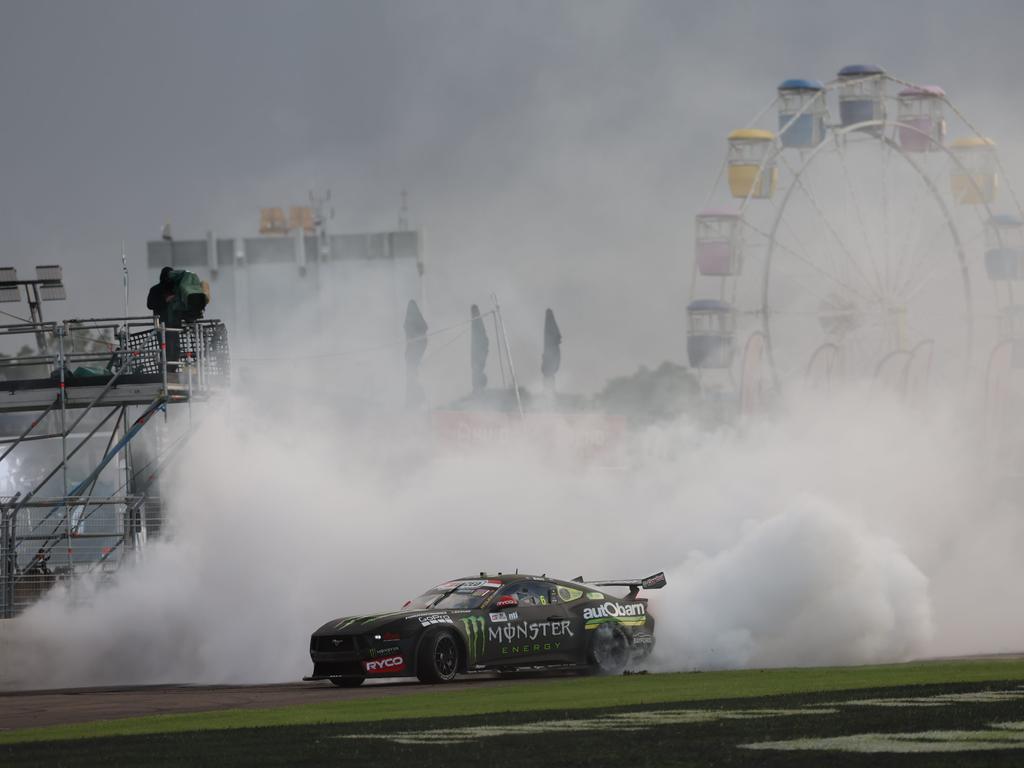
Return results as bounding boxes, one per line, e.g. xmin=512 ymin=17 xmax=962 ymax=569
xmin=495 ymin=595 xmax=518 ymax=610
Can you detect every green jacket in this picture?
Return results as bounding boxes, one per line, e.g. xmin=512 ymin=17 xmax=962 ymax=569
xmin=166 ymin=269 xmax=208 ymax=327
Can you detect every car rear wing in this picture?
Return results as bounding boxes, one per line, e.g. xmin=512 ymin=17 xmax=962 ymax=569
xmin=575 ymin=571 xmax=667 ymax=598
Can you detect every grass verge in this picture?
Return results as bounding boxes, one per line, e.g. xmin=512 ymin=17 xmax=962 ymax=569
xmin=3 ymin=658 xmax=1024 ymax=745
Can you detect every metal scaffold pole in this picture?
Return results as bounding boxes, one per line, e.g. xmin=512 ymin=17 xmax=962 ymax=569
xmin=1 ymin=494 xmax=18 ymax=618
xmin=491 ymin=294 xmax=524 ymax=420
xmin=492 ymin=311 xmax=508 ymax=389
xmin=58 ymin=323 xmax=73 ymax=572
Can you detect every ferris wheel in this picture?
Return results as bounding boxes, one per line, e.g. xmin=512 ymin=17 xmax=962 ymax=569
xmin=687 ymin=64 xmax=1024 ymax=405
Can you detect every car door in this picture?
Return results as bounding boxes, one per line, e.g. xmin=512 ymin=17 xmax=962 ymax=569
xmin=484 ymin=580 xmax=576 ymax=666
xmin=551 ymin=582 xmax=589 ymax=662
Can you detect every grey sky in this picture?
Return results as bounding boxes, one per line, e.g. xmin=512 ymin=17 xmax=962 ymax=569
xmin=3 ymin=0 xmax=1023 ymax=389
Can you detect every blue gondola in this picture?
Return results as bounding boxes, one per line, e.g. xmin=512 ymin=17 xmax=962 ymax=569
xmin=986 ymin=214 xmax=1024 ymax=281
xmin=778 ymin=79 xmax=826 ymax=148
xmin=837 ymin=64 xmax=886 ymax=132
xmin=687 ymin=299 xmax=735 ymax=369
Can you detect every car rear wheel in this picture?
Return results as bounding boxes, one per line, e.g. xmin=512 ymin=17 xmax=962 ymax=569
xmin=416 ymin=630 xmax=460 ymax=683
xmin=588 ymin=623 xmax=630 ymax=675
xmin=330 ymin=676 xmax=365 ymax=688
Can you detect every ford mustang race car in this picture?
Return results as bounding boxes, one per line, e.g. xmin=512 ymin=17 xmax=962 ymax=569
xmin=307 ymin=571 xmax=665 ymax=686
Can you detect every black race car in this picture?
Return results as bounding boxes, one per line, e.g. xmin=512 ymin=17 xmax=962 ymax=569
xmin=307 ymin=571 xmax=666 ymax=686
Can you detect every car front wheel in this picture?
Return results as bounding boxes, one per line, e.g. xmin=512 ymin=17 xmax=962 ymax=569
xmin=416 ymin=630 xmax=460 ymax=683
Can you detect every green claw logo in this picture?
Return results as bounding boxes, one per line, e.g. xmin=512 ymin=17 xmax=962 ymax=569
xmin=461 ymin=616 xmax=486 ymax=662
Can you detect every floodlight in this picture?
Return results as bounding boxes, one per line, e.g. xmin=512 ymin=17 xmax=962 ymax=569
xmin=0 ymin=267 xmax=18 ymax=302
xmin=38 ymin=282 xmax=66 ymax=301
xmin=35 ymin=265 xmax=62 ymax=282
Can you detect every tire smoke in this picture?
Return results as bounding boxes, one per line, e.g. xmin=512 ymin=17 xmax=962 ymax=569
xmin=3 ymin=380 xmax=1019 ymax=690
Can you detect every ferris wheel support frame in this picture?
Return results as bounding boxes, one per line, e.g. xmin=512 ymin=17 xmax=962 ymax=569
xmin=738 ymin=330 xmax=768 ymax=416
xmin=871 ymin=339 xmax=933 ymax=399
xmin=805 ymin=341 xmax=842 ymax=388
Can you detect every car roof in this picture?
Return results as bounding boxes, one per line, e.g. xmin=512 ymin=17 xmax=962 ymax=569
xmin=450 ymin=573 xmax=580 ymax=587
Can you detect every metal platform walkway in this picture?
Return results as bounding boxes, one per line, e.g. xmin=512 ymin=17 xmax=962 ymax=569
xmin=1 ymin=377 xmax=193 ymax=412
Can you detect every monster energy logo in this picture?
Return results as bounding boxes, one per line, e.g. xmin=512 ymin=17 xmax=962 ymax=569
xmin=461 ymin=616 xmax=486 ymax=663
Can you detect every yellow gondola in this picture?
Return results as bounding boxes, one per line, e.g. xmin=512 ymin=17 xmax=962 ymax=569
xmin=950 ymin=137 xmax=998 ymax=204
xmin=727 ymin=129 xmax=777 ymax=199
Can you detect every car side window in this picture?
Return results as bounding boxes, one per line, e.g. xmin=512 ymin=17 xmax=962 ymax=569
xmin=502 ymin=581 xmax=558 ymax=606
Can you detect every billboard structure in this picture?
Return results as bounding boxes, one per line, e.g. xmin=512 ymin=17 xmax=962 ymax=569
xmin=146 ymin=228 xmax=423 ymax=407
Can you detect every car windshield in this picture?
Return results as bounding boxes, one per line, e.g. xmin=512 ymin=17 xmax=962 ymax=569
xmin=407 ymin=580 xmax=501 ymax=610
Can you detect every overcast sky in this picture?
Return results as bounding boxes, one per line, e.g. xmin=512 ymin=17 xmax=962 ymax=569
xmin=3 ymin=0 xmax=1024 ymax=389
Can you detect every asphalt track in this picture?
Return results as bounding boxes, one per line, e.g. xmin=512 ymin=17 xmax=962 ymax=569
xmin=0 ymin=675 xmax=534 ymax=731
xmin=3 ymin=656 xmax=1021 ymax=732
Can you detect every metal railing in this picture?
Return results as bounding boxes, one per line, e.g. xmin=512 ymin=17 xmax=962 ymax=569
xmin=0 ymin=317 xmax=230 ymax=392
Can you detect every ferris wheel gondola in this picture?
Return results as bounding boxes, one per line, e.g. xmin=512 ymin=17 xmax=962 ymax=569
xmin=687 ymin=64 xmax=1024 ymax=407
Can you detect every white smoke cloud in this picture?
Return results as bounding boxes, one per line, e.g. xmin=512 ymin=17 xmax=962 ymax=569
xmin=653 ymin=497 xmax=932 ymax=669
xmin=4 ymin=378 xmax=1019 ymax=690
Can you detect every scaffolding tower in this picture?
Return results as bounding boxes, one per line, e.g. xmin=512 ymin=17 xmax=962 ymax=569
xmin=0 ymin=316 xmax=229 ymax=617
